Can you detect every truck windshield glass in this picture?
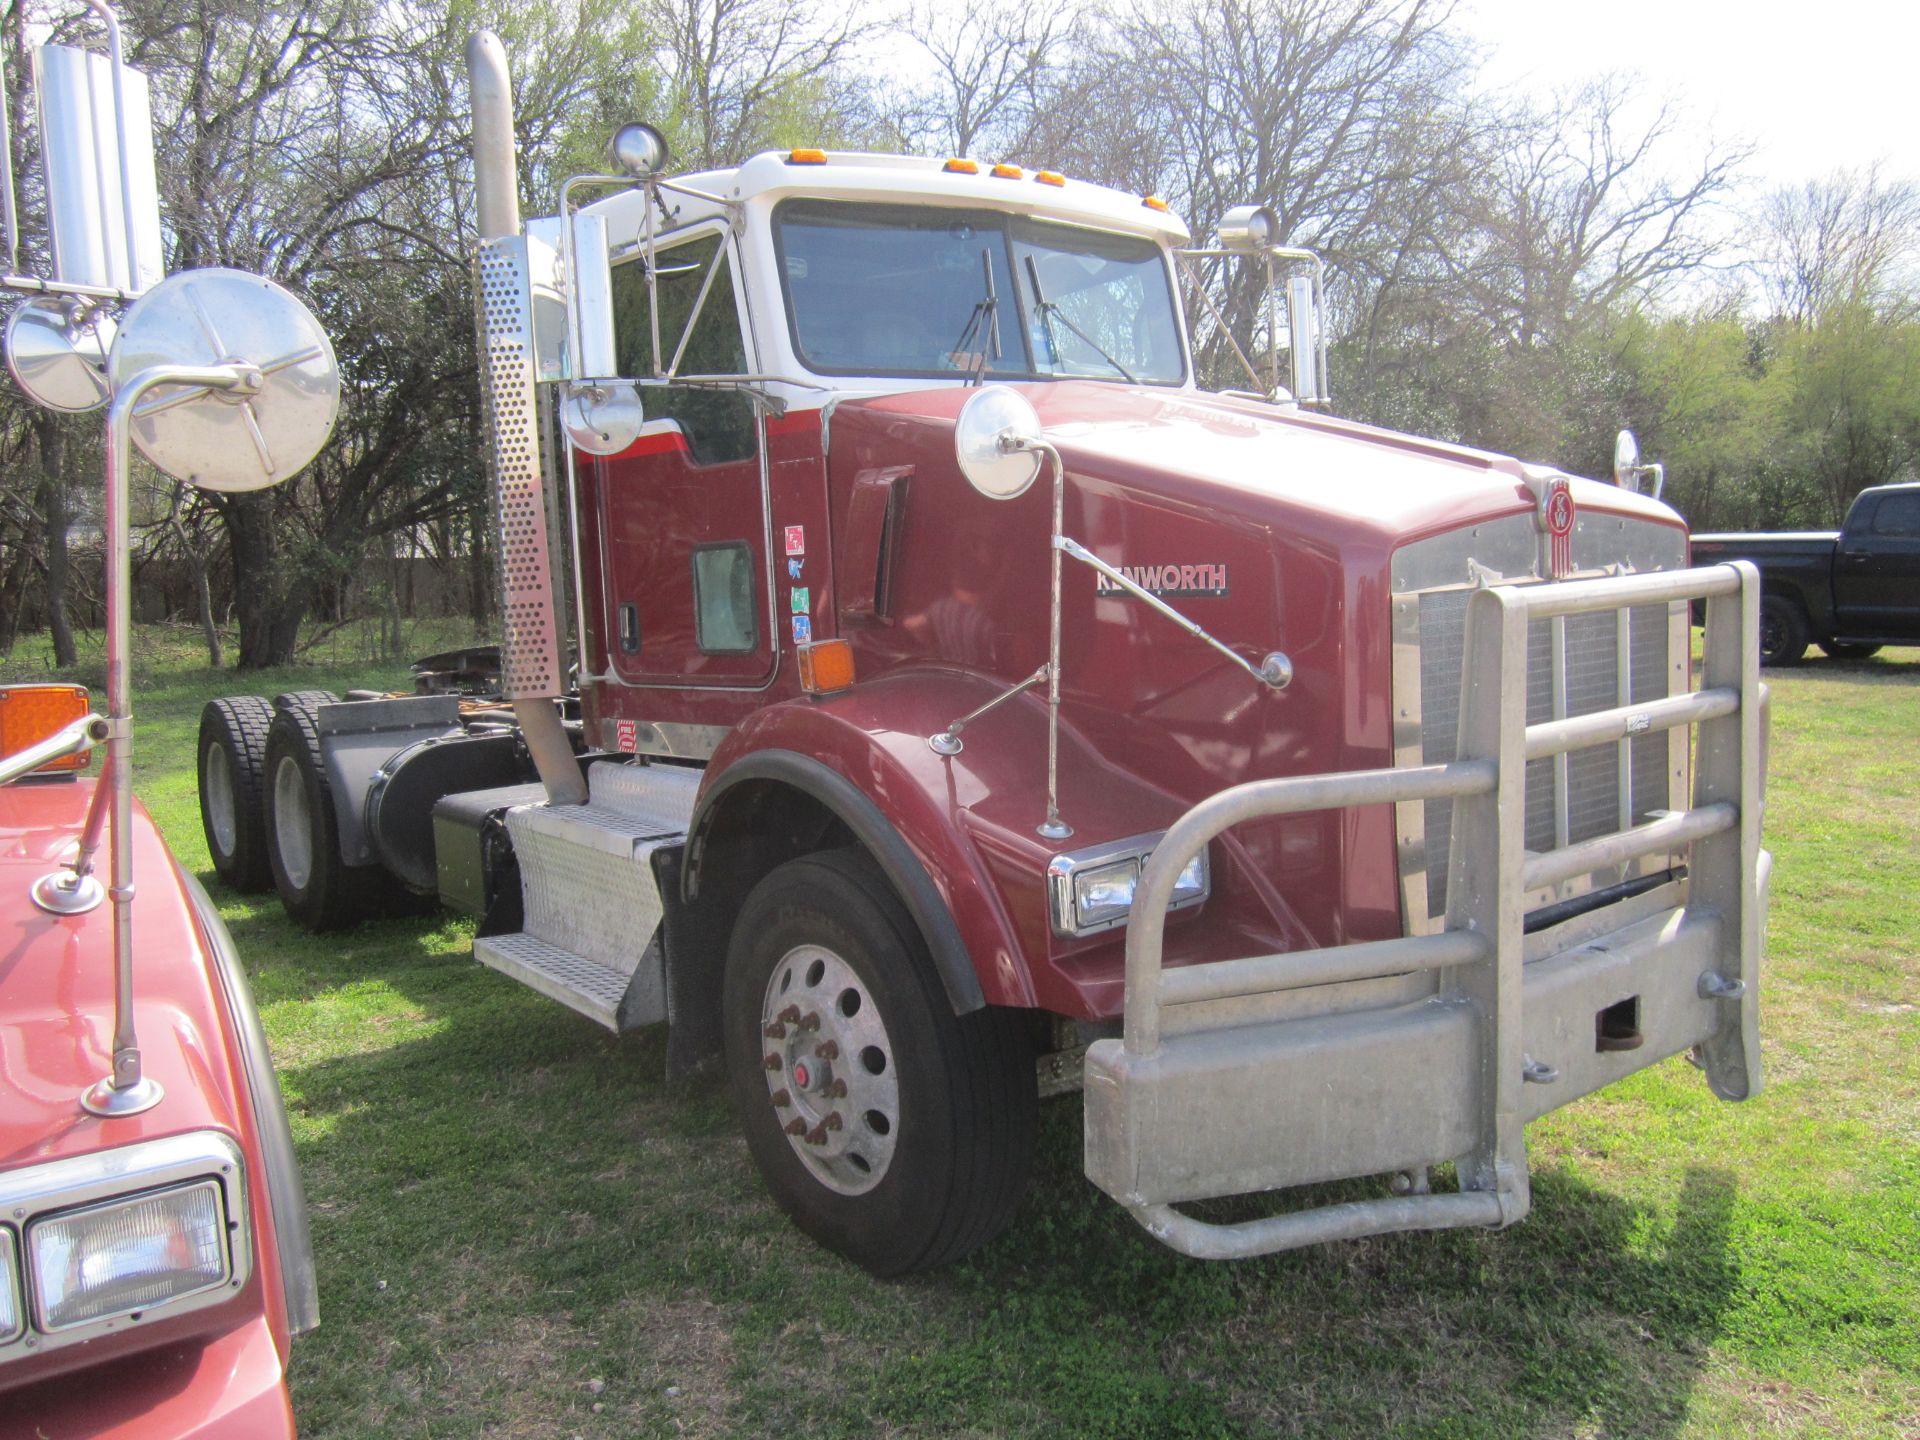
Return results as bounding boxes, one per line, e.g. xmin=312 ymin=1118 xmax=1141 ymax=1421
xmin=775 ymin=200 xmax=1185 ymax=384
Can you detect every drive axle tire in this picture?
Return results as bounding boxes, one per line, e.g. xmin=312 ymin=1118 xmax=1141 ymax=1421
xmin=1819 ymin=640 xmax=1881 ymax=660
xmin=1758 ymin=595 xmax=1809 ymax=667
xmin=198 ymin=696 xmax=275 ymax=893
xmin=263 ymin=696 xmax=392 ymax=931
xmin=722 ymin=849 xmax=1036 ymax=1276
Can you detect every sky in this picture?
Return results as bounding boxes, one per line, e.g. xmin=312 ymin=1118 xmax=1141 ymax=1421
xmin=1455 ymin=0 xmax=1920 ymax=192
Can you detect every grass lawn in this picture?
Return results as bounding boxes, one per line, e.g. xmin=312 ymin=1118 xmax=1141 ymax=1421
xmin=5 ymin=625 xmax=1916 ymax=1439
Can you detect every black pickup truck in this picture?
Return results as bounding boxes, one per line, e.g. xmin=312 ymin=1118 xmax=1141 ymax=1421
xmin=1691 ymin=482 xmax=1920 ymax=665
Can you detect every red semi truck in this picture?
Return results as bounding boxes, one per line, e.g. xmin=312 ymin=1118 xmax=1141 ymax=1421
xmin=198 ymin=32 xmax=1772 ymax=1276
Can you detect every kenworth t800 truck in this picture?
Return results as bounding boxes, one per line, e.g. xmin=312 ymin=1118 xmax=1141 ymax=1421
xmin=196 ymin=31 xmax=1770 ymax=1275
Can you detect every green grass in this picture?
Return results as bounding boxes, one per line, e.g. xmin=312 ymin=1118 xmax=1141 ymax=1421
xmin=6 ymin=627 xmax=1917 ymax=1439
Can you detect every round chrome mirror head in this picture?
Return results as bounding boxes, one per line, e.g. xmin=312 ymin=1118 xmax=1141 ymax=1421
xmin=954 ymin=384 xmax=1043 ymax=500
xmin=108 ymin=268 xmax=340 ymax=493
xmin=1613 ymin=429 xmax=1641 ymax=488
xmin=611 ymin=123 xmax=670 ymax=180
xmin=6 ymin=297 xmax=114 ymax=413
xmin=562 ymin=380 xmax=645 ymax=455
xmin=1217 ymin=203 xmax=1280 ymax=253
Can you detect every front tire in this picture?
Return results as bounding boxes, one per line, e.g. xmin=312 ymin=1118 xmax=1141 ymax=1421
xmin=722 ymin=850 xmax=1036 ymax=1275
xmin=262 ymin=697 xmax=392 ymax=931
xmin=198 ymin=696 xmax=275 ymax=892
xmin=1759 ymin=595 xmax=1809 ymax=667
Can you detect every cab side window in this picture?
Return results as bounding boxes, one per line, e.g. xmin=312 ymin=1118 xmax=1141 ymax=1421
xmin=1869 ymin=492 xmax=1920 ymax=537
xmin=692 ymin=542 xmax=757 ymax=652
xmin=610 ymin=232 xmax=756 ymax=464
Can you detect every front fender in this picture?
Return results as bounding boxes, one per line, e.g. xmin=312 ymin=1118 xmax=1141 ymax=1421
xmin=688 ymin=670 xmax=1206 ymax=1015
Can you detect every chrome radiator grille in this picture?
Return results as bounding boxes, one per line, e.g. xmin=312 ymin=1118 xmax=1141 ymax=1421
xmin=1412 ymin=590 xmax=1675 ymax=921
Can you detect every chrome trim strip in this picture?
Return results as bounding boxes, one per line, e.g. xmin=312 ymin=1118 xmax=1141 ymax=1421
xmin=185 ymin=869 xmax=318 ymax=1337
xmin=599 ymin=717 xmax=729 ymax=760
xmin=0 ymin=1131 xmax=252 ymax=1360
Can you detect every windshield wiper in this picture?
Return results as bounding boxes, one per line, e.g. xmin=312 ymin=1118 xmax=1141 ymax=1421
xmin=1023 ymin=254 xmax=1136 ymax=383
xmin=945 ymin=247 xmax=1002 ymax=385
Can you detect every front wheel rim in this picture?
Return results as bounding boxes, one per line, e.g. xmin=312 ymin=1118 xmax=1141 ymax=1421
xmin=204 ymin=742 xmax=237 ymax=855
xmin=759 ymin=944 xmax=900 ymax=1196
xmin=272 ymin=754 xmax=314 ymax=890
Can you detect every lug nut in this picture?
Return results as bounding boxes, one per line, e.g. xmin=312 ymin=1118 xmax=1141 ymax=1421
xmin=770 ymin=1089 xmax=792 ymax=1108
xmin=763 ymin=1052 xmax=783 ymax=1071
xmin=804 ymin=1122 xmax=828 ymax=1145
xmin=762 ymin=1021 xmax=787 ymax=1039
xmin=814 ymin=1040 xmax=840 ymax=1060
xmin=778 ymin=1005 xmax=802 ymax=1024
xmin=785 ymin=1117 xmax=808 ymax=1136
xmin=825 ymin=1079 xmax=847 ymax=1099
xmin=797 ymin=1010 xmax=822 ymax=1032
xmin=823 ymin=1111 xmax=843 ymax=1132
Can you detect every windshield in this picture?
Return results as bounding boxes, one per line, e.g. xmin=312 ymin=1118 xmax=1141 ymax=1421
xmin=774 ymin=199 xmax=1186 ymax=384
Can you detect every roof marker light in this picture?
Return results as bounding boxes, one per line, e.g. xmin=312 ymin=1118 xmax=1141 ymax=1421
xmin=1142 ymin=195 xmax=1170 ymax=212
xmin=943 ymin=158 xmax=980 ymax=174
xmin=992 ymin=164 xmax=1022 ymax=179
xmin=787 ymin=148 xmax=828 ymax=165
xmin=1035 ymin=171 xmax=1066 ymax=187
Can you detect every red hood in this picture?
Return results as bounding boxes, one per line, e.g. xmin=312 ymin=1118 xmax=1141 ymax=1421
xmin=0 ymin=778 xmax=247 ymax=1171
xmin=848 ymin=381 xmax=1684 ymax=546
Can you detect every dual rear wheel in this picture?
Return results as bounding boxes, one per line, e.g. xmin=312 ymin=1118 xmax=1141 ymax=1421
xmin=198 ymin=690 xmax=412 ymax=929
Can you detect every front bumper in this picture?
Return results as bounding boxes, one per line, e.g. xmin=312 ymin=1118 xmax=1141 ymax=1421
xmin=1084 ymin=563 xmax=1768 ymax=1257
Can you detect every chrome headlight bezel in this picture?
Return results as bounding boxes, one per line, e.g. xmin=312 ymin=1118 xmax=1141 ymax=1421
xmin=1047 ymin=831 xmax=1210 ymax=938
xmin=0 ymin=1131 xmax=250 ymax=1362
xmin=0 ymin=1228 xmax=22 ymax=1345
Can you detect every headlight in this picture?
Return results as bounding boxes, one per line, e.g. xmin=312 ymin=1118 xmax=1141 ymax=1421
xmin=0 ymin=1131 xmax=251 ymax=1362
xmin=1049 ymin=833 xmax=1211 ymax=937
xmin=29 ymin=1181 xmax=231 ymax=1331
xmin=1072 ymin=858 xmax=1141 ymax=930
xmin=0 ymin=1229 xmax=22 ymax=1343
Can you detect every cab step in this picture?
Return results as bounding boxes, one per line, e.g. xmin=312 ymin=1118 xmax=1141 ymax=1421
xmin=472 ymin=761 xmax=702 ymax=1031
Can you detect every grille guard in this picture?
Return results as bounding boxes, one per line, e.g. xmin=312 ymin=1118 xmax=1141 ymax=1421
xmin=1083 ymin=561 xmax=1768 ymax=1259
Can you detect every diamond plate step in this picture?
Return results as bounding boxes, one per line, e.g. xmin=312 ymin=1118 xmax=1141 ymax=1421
xmin=474 ymin=932 xmax=641 ymax=1031
xmin=506 ymin=802 xmax=681 ymax=971
xmin=586 ymin=759 xmax=702 ymax=832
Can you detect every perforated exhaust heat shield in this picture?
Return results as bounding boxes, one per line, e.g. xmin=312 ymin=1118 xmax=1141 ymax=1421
xmin=473 ymin=234 xmax=564 ymax=698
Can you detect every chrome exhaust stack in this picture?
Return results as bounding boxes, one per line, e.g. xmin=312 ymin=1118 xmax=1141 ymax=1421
xmin=465 ymin=30 xmax=587 ymax=808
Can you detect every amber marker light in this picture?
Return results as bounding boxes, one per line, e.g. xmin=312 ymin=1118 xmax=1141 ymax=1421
xmin=943 ymin=158 xmax=980 ymax=174
xmin=992 ymin=163 xmax=1022 ymax=179
xmin=0 ymin=684 xmax=93 ymax=772
xmin=1035 ymin=171 xmax=1066 ymax=187
xmin=796 ymin=640 xmax=856 ymax=696
xmin=1142 ymin=195 xmax=1170 ymax=212
xmin=787 ymin=148 xmax=828 ymax=165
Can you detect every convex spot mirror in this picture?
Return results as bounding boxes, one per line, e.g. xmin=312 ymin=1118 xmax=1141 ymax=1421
xmin=108 ymin=268 xmax=340 ymax=493
xmin=1613 ymin=429 xmax=1640 ymax=488
xmin=611 ymin=123 xmax=670 ymax=180
xmin=954 ymin=385 xmax=1043 ymax=499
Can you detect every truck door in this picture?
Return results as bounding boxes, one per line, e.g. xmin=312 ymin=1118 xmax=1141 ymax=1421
xmin=1833 ymin=490 xmax=1920 ymax=638
xmin=591 ymin=227 xmax=773 ymax=687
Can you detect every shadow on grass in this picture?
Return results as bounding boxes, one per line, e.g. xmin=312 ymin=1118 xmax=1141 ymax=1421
xmin=256 ymin=898 xmax=1745 ymax=1440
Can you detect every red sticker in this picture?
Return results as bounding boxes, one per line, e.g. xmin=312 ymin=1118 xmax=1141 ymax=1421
xmin=616 ymin=718 xmax=638 ymax=753
xmin=784 ymin=525 xmax=806 ymax=556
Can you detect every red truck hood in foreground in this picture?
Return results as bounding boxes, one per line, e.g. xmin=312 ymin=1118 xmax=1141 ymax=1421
xmin=0 ymin=776 xmax=296 ymax=1437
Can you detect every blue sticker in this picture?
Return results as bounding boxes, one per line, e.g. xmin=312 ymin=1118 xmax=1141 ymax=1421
xmin=791 ymin=587 xmax=811 ymax=614
xmin=792 ymin=615 xmax=813 ymax=643
xmin=788 ymin=558 xmax=804 ymax=580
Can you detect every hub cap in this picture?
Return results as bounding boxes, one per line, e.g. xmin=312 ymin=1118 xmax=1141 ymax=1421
xmin=204 ymin=742 xmax=237 ymax=854
xmin=760 ymin=944 xmax=899 ymax=1195
xmin=271 ymin=754 xmax=313 ymax=889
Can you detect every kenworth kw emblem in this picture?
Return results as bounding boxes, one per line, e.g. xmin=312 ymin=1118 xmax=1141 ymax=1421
xmin=1536 ymin=477 xmax=1576 ymax=578
xmin=1095 ymin=563 xmax=1229 ymax=598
